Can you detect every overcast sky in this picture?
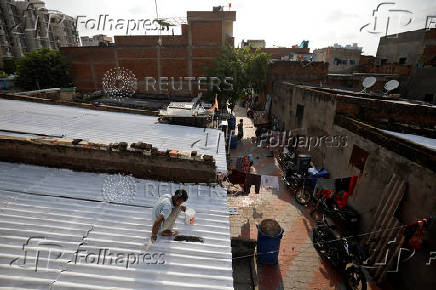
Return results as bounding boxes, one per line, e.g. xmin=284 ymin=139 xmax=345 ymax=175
xmin=44 ymin=0 xmax=436 ymax=55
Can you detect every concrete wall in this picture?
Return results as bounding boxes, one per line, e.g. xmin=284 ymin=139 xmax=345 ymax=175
xmin=407 ymin=67 xmax=436 ymax=103
xmin=375 ymin=29 xmax=436 ymax=103
xmin=0 ymin=135 xmax=216 ymax=183
xmin=376 ymin=29 xmax=426 ymax=65
xmin=269 ymin=82 xmax=436 ymax=289
xmin=313 ymin=48 xmax=361 ymax=73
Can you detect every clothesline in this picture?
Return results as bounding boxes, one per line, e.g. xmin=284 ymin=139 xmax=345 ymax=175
xmin=230 ymin=223 xmax=414 ymax=260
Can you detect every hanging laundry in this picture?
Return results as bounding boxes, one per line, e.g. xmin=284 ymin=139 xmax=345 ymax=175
xmin=405 ymin=217 xmax=432 ymax=250
xmin=314 ymin=178 xmax=336 ymax=199
xmin=261 ymin=175 xmax=279 ymax=190
xmin=244 ymin=173 xmax=261 ymax=194
xmin=408 ymin=221 xmax=425 ymax=250
xmin=334 ymin=176 xmax=358 ymax=208
xmin=230 ymin=170 xmax=246 ymax=186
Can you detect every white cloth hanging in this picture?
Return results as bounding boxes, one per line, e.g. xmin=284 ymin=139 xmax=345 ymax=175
xmin=261 ymin=175 xmax=279 ymax=190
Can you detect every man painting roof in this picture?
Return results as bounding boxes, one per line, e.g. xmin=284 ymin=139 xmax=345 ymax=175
xmin=151 ymin=189 xmax=188 ymax=243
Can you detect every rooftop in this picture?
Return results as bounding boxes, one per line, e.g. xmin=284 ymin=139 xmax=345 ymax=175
xmin=0 ymin=161 xmax=232 ymax=289
xmin=0 ymin=99 xmax=227 ymax=172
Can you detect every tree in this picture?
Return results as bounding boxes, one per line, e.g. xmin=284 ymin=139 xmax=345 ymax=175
xmin=3 ymin=58 xmax=16 ymax=75
xmin=16 ymin=48 xmax=73 ymax=90
xmin=206 ymin=46 xmax=270 ymax=107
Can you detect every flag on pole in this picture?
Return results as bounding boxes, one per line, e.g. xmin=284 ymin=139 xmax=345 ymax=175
xmin=208 ymin=94 xmax=219 ymax=112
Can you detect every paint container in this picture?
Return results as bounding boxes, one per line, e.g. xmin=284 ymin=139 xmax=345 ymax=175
xmin=185 ymin=208 xmax=196 ymax=224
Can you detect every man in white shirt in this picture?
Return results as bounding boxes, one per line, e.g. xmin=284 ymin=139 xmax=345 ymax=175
xmin=151 ymin=189 xmax=188 ymax=243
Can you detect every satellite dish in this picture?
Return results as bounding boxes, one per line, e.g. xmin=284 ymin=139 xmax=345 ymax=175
xmin=360 ymin=77 xmax=377 ymax=93
xmin=384 ymin=80 xmax=399 ymax=93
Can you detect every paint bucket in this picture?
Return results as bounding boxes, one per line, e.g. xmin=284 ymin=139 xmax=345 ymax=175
xmin=185 ymin=208 xmax=196 ymax=224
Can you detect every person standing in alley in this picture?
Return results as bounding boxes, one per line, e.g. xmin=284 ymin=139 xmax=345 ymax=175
xmin=237 ymin=119 xmax=244 ymax=140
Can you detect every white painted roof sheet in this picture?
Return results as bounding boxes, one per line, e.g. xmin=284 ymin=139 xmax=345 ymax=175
xmin=0 ymin=162 xmax=233 ymax=289
xmin=382 ymin=129 xmax=436 ymax=151
xmin=0 ymin=99 xmax=227 ymax=172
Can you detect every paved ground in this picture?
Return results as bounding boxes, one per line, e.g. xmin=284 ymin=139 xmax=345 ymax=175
xmin=227 ymin=105 xmax=347 ymax=290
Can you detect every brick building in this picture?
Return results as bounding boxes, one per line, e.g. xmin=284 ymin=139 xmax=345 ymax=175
xmin=267 ymin=60 xmax=328 ymax=92
xmin=61 ymin=10 xmax=236 ymax=95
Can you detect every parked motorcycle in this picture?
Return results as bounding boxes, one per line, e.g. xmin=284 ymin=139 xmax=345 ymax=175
xmin=312 ymin=216 xmax=367 ymax=290
xmin=277 ymin=150 xmax=296 ymax=172
xmin=295 ymin=179 xmax=360 ymax=233
xmin=282 ymin=154 xmax=312 ymax=197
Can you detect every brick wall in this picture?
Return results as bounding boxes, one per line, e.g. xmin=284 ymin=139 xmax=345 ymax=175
xmin=0 ymin=135 xmax=216 ymax=183
xmin=267 ymin=61 xmax=328 ymax=93
xmin=61 ymin=11 xmax=236 ymax=96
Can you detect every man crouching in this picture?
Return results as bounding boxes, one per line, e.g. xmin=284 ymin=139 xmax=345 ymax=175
xmin=151 ymin=189 xmax=188 ymax=243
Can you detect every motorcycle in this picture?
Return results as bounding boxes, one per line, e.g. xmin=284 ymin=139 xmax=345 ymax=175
xmin=313 ymin=216 xmax=367 ymax=290
xmin=277 ymin=150 xmax=296 ymax=172
xmin=295 ymin=178 xmax=360 ymax=234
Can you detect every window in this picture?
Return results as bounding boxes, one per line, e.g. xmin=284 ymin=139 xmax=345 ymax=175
xmin=381 ymin=59 xmax=388 ymax=65
xmin=399 ymin=57 xmax=407 ymax=65
xmin=350 ymin=59 xmax=356 ymax=65
xmin=424 ymin=94 xmax=434 ymax=103
xmin=296 ymin=104 xmax=304 ymax=128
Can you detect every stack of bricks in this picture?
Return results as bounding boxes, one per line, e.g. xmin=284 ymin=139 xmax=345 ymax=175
xmin=0 ymin=135 xmax=216 ymax=183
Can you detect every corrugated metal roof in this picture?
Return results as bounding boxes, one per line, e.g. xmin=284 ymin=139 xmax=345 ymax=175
xmin=0 ymin=99 xmax=227 ymax=172
xmin=0 ymin=162 xmax=233 ymax=289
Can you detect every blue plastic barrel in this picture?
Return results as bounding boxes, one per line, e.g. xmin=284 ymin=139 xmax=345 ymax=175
xmin=257 ymin=222 xmax=284 ymax=264
xmin=230 ymin=135 xmax=238 ymax=149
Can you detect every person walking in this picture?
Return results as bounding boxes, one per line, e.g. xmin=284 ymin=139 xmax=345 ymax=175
xmin=237 ymin=119 xmax=244 ymax=140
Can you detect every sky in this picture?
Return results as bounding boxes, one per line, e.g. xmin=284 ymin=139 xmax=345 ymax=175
xmin=44 ymin=0 xmax=436 ymax=56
